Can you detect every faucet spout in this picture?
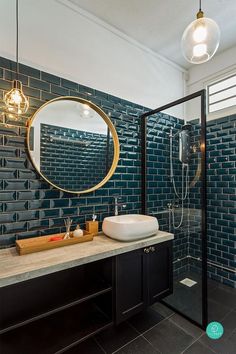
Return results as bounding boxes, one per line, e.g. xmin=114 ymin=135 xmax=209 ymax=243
xmin=113 ymin=196 xmax=127 ymax=216
xmin=114 ymin=197 xmax=119 ymax=216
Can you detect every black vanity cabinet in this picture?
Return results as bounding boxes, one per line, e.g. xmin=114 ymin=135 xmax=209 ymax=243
xmin=115 ymin=240 xmax=173 ymax=324
xmin=114 ymin=248 xmax=148 ymax=323
xmin=0 ymin=239 xmax=173 ymax=353
xmin=147 ymin=241 xmax=173 ymax=305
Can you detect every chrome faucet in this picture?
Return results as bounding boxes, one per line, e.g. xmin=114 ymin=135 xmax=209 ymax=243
xmin=113 ymin=196 xmax=126 ymax=216
xmin=114 ymin=196 xmax=119 ymax=216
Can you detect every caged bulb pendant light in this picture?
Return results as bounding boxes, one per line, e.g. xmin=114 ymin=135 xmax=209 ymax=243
xmin=4 ymin=0 xmax=29 ymax=115
xmin=181 ymin=0 xmax=220 ymax=64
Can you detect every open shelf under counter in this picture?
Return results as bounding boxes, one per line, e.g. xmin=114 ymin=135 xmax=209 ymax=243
xmin=0 ymin=295 xmax=113 ymax=354
xmin=0 ymin=259 xmax=112 ymax=334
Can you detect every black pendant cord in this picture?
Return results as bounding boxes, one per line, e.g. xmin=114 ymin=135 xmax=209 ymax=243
xmin=199 ymin=0 xmax=202 ymax=11
xmin=16 ymin=0 xmax=19 ymax=81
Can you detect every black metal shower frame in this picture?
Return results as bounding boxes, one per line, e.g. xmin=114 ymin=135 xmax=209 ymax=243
xmin=140 ymin=90 xmax=207 ymax=329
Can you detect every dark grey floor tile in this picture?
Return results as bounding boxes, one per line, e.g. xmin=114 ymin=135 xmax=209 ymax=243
xmin=208 ymin=282 xmax=236 ymax=296
xmin=163 ymin=272 xmax=202 ymax=325
xmin=219 ymin=310 xmax=236 ymax=338
xmin=180 ymin=305 xmax=202 ymax=326
xmin=114 ymin=336 xmax=159 ymax=354
xmin=208 ymin=299 xmax=232 ymax=323
xmin=169 ymin=313 xmax=203 ymax=339
xmin=207 ymin=278 xmax=218 ymax=293
xmin=95 ymin=322 xmax=139 ymax=354
xmin=64 ymin=338 xmax=104 ymax=354
xmin=200 ymin=330 xmax=236 ymax=354
xmin=164 ymin=293 xmax=202 ymax=325
xmin=128 ymin=308 xmax=164 ymax=334
xmin=144 ymin=318 xmax=194 ymax=354
xmin=208 ymin=286 xmax=236 ymax=310
xmin=200 ymin=310 xmax=236 ymax=353
xmin=183 ymin=340 xmax=215 ymax=354
xmin=227 ymin=330 xmax=236 ymax=347
xmin=151 ymin=301 xmax=174 ymax=318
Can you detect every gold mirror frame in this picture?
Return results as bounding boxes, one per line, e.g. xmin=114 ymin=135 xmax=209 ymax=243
xmin=26 ymin=96 xmax=120 ymax=194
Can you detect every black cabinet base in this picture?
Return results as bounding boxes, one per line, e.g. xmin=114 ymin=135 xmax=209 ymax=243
xmin=115 ymin=241 xmax=173 ymax=324
xmin=0 ymin=241 xmax=173 ymax=353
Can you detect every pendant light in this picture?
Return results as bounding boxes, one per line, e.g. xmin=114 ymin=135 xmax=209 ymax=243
xmin=181 ymin=0 xmax=220 ymax=64
xmin=4 ymin=0 xmax=29 ymax=115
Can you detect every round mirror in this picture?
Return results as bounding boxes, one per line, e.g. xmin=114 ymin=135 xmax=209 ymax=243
xmin=27 ymin=97 xmax=119 ymax=194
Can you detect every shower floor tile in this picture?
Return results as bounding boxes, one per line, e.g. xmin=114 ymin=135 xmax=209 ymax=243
xmin=163 ymin=270 xmax=236 ymax=326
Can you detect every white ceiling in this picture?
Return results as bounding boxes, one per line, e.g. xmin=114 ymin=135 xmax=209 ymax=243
xmin=69 ymin=0 xmax=236 ymax=69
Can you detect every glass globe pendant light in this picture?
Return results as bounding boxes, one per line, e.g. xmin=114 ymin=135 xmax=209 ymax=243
xmin=181 ymin=0 xmax=220 ymax=64
xmin=4 ymin=0 xmax=29 ymax=115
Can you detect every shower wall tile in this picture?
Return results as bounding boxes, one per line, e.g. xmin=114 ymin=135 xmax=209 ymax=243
xmin=146 ymin=111 xmax=235 ymax=286
xmin=146 ymin=113 xmax=188 ymax=274
xmin=189 ymin=114 xmax=236 ymax=288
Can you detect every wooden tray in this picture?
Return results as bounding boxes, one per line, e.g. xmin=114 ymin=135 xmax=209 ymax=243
xmin=16 ymin=231 xmax=94 ymax=256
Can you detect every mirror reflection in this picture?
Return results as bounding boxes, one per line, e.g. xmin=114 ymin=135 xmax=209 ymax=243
xmin=28 ymin=98 xmax=118 ymax=193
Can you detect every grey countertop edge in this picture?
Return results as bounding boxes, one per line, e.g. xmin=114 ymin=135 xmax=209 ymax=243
xmin=0 ymin=231 xmax=174 ymax=288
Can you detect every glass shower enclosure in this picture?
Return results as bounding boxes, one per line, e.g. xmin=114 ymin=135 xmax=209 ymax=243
xmin=141 ymin=90 xmax=207 ymax=328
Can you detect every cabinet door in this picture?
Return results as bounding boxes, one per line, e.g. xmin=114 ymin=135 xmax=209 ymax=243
xmin=147 ymin=241 xmax=173 ymax=305
xmin=115 ymin=249 xmax=147 ymax=324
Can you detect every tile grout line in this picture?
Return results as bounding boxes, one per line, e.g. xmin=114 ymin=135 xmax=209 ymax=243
xmin=196 ymin=332 xmax=219 ymax=354
xmin=180 ymin=337 xmax=199 ymax=354
xmin=168 ymin=315 xmax=203 ymax=341
xmin=126 ymin=320 xmax=145 ymax=336
xmin=111 ymin=334 xmax=142 ymax=354
xmin=180 ymin=336 xmax=218 ymax=354
xmin=140 ymin=313 xmax=174 ymax=336
xmin=141 ymin=334 xmax=162 ymax=353
xmin=93 ymin=336 xmax=107 ymax=354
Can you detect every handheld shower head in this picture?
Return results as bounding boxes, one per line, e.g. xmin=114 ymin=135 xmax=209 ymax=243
xmin=179 ymin=124 xmax=192 ymax=164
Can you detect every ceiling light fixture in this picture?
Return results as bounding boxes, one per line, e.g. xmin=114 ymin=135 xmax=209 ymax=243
xmin=181 ymin=0 xmax=220 ymax=64
xmin=4 ymin=0 xmax=29 ymax=115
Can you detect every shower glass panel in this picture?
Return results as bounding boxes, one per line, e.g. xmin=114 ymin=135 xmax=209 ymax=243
xmin=141 ymin=91 xmax=207 ymax=328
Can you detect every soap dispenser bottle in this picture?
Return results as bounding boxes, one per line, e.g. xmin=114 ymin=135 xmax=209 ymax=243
xmin=73 ymin=224 xmax=83 ymax=238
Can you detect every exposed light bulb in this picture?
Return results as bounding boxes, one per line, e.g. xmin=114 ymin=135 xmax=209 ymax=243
xmin=11 ymin=89 xmax=23 ymax=104
xmin=181 ymin=3 xmax=220 ymax=64
xmin=4 ymin=80 xmax=29 ymax=115
xmin=82 ymin=103 xmax=90 ymax=116
xmin=4 ymin=1 xmax=29 ymax=115
xmin=193 ymin=24 xmax=207 ymax=42
xmin=193 ymin=43 xmax=207 ymax=57
xmin=83 ymin=109 xmax=90 ymax=116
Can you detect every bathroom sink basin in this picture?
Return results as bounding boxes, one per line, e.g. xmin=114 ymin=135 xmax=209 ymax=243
xmin=102 ymin=214 xmax=159 ymax=241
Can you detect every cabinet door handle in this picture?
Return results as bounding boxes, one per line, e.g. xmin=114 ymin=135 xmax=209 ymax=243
xmin=144 ymin=248 xmax=150 ymax=254
xmin=150 ymin=246 xmax=156 ymax=252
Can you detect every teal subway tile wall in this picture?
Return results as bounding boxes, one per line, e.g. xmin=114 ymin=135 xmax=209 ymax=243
xmin=0 ymin=56 xmax=144 ymax=248
xmin=40 ymin=124 xmax=113 ymax=191
xmin=145 ymin=112 xmax=236 ymax=288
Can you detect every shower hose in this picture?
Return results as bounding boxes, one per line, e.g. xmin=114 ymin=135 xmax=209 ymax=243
xmin=170 ymin=132 xmax=189 ymax=229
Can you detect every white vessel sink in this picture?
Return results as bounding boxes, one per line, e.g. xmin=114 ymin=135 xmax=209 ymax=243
xmin=102 ymin=214 xmax=159 ymax=241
